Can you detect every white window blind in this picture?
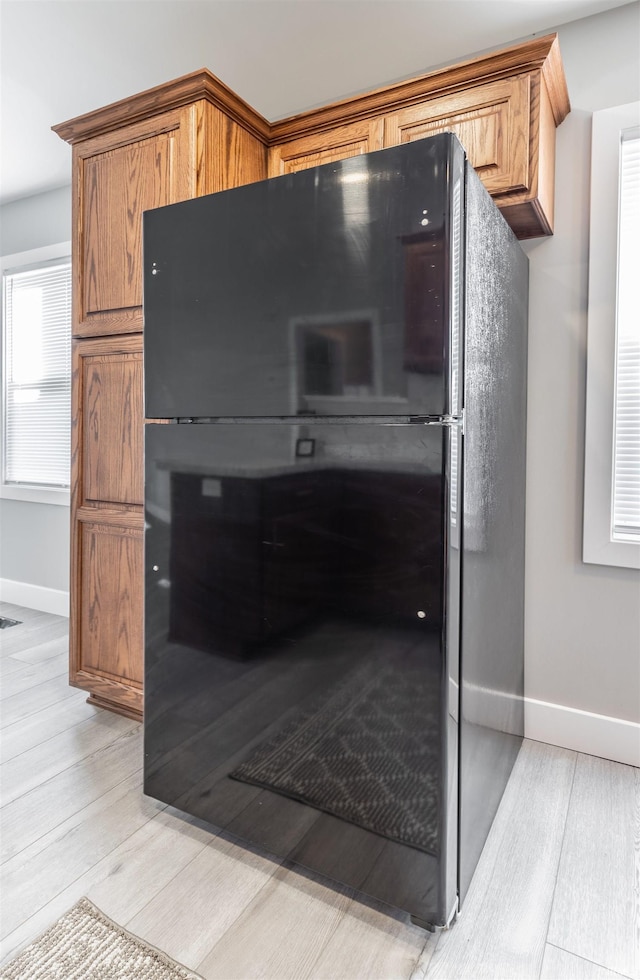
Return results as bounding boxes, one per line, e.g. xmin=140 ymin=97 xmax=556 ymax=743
xmin=612 ymin=129 xmax=640 ymax=540
xmin=583 ymin=102 xmax=640 ymax=569
xmin=2 ymin=258 xmax=72 ymax=488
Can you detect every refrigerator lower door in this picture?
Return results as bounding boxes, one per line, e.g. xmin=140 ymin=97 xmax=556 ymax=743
xmin=144 ymin=420 xmax=460 ymax=925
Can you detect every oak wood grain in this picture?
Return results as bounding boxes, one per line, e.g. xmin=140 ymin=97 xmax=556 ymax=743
xmin=198 ymin=102 xmax=268 ymax=195
xmin=384 ymin=74 xmax=530 ymax=195
xmin=547 ymin=753 xmax=640 ymax=980
xmin=82 ymin=350 xmax=143 ymax=507
xmin=79 ymin=521 xmax=143 ymax=686
xmin=72 ymin=108 xmax=196 ymax=338
xmin=268 ymin=118 xmax=384 ymax=177
xmin=268 ymin=34 xmax=569 ymax=142
xmin=52 ymin=68 xmax=271 ymax=145
xmin=69 ymin=334 xmax=144 ymax=718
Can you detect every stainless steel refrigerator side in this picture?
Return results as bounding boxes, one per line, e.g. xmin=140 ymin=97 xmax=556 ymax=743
xmin=458 ymin=162 xmax=528 ymax=904
xmin=442 ymin=419 xmax=463 ymax=927
xmin=441 ymin=135 xmax=466 ymax=927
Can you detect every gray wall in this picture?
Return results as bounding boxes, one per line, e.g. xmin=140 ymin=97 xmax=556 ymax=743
xmin=523 ymin=2 xmax=640 ymax=724
xmin=0 ymin=185 xmax=72 ymax=594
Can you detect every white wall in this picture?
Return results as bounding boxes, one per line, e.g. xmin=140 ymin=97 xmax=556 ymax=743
xmin=0 ymin=185 xmax=72 ymax=613
xmin=523 ymin=2 xmax=640 ymax=763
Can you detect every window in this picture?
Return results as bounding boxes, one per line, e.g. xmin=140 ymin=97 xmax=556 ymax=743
xmin=583 ymin=104 xmax=640 ymax=569
xmin=1 ymin=243 xmax=72 ymax=505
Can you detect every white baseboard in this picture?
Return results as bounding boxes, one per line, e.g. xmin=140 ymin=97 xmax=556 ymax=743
xmin=0 ymin=578 xmax=69 ymax=617
xmin=525 ymin=697 xmax=640 ymax=768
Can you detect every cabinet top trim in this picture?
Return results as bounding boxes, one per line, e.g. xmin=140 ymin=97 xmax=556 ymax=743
xmin=53 ymin=33 xmax=569 ymax=147
xmin=270 ymin=33 xmax=569 ymax=142
xmin=53 ymin=68 xmax=272 ymax=144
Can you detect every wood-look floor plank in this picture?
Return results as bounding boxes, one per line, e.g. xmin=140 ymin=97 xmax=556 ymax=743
xmin=197 ymin=862 xmax=354 ymax=979
xmin=0 ymin=694 xmax=104 ymax=763
xmin=0 ymin=727 xmax=143 ymax=862
xmin=547 ymin=754 xmax=640 ymax=980
xmin=541 ymin=944 xmax=635 ymax=979
xmin=0 ymin=772 xmax=164 ymax=939
xmin=1 ymin=605 xmax=639 ymax=980
xmin=426 ymin=740 xmax=577 ymax=980
xmin=0 ymin=807 xmax=211 ymax=967
xmin=125 ymin=834 xmax=280 ymax=971
xmin=0 ymin=614 xmax=68 ymax=660
xmin=0 ymin=655 xmax=40 ymax=681
xmin=3 ymin=634 xmax=69 ymax=667
xmin=0 ymin=653 xmax=67 ymax=701
xmin=410 ymin=936 xmax=440 ymax=980
xmin=0 ymin=671 xmax=78 ymax=729
xmin=307 ymin=893 xmax=432 ymax=980
xmin=0 ymin=710 xmax=138 ymax=805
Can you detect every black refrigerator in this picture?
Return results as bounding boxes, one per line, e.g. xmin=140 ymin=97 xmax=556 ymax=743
xmin=142 ymin=133 xmax=528 ymax=930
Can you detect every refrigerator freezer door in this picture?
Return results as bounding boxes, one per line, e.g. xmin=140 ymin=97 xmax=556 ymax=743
xmin=143 ymin=135 xmax=465 ymax=421
xmin=144 ymin=420 xmax=460 ymax=925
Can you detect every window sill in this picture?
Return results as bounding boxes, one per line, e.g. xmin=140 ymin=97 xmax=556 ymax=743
xmin=0 ymin=485 xmax=70 ymax=507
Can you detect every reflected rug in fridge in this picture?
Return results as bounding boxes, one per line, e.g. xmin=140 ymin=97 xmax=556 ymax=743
xmin=230 ymin=644 xmax=442 ymax=853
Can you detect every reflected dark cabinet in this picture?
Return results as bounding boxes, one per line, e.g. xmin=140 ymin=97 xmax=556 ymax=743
xmin=169 ymin=471 xmax=340 ymax=655
xmin=340 ymin=471 xmax=444 ymax=623
xmin=403 ymin=239 xmax=445 ymax=374
xmin=168 ymin=467 xmax=443 ymax=658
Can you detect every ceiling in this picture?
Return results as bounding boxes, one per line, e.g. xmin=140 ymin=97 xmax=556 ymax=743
xmin=0 ymin=0 xmax=633 ymax=205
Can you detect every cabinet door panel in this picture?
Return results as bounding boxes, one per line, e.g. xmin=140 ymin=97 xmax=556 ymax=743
xmin=75 ymin=107 xmax=196 ymax=336
xmin=75 ymin=337 xmax=143 ymax=507
xmin=268 ymin=118 xmax=384 ymax=177
xmin=83 ymin=133 xmax=173 ymax=314
xmin=384 ymin=75 xmax=530 ymax=196
xmin=79 ymin=521 xmax=143 ymax=685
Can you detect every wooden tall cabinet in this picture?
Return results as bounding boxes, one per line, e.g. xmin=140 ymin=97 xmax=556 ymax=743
xmin=54 ymin=35 xmax=569 ymax=720
xmin=54 ymin=77 xmax=270 ymax=719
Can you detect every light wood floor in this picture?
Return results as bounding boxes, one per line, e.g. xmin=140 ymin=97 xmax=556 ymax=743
xmin=1 ymin=604 xmax=638 ymax=980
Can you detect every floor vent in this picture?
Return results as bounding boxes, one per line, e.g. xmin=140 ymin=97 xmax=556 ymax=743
xmin=0 ymin=617 xmax=22 ymax=629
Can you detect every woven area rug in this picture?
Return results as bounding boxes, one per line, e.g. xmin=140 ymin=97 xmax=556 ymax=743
xmin=230 ymin=644 xmax=442 ymax=853
xmin=0 ymin=899 xmax=203 ymax=980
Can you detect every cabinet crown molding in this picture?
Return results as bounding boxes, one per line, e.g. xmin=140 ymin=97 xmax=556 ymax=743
xmin=53 ymin=33 xmax=569 ymax=148
xmin=270 ymin=33 xmax=570 ymax=142
xmin=52 ymin=68 xmax=272 ymax=144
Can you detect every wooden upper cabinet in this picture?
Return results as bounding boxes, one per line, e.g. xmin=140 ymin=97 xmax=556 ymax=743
xmin=268 ymin=34 xmax=569 ymax=238
xmin=383 ymin=75 xmax=531 ymax=196
xmin=53 ymin=74 xmax=270 ymax=339
xmin=268 ymin=118 xmax=384 ymax=177
xmin=71 ymin=108 xmax=197 ymax=336
xmin=80 ymin=112 xmax=194 ymax=324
